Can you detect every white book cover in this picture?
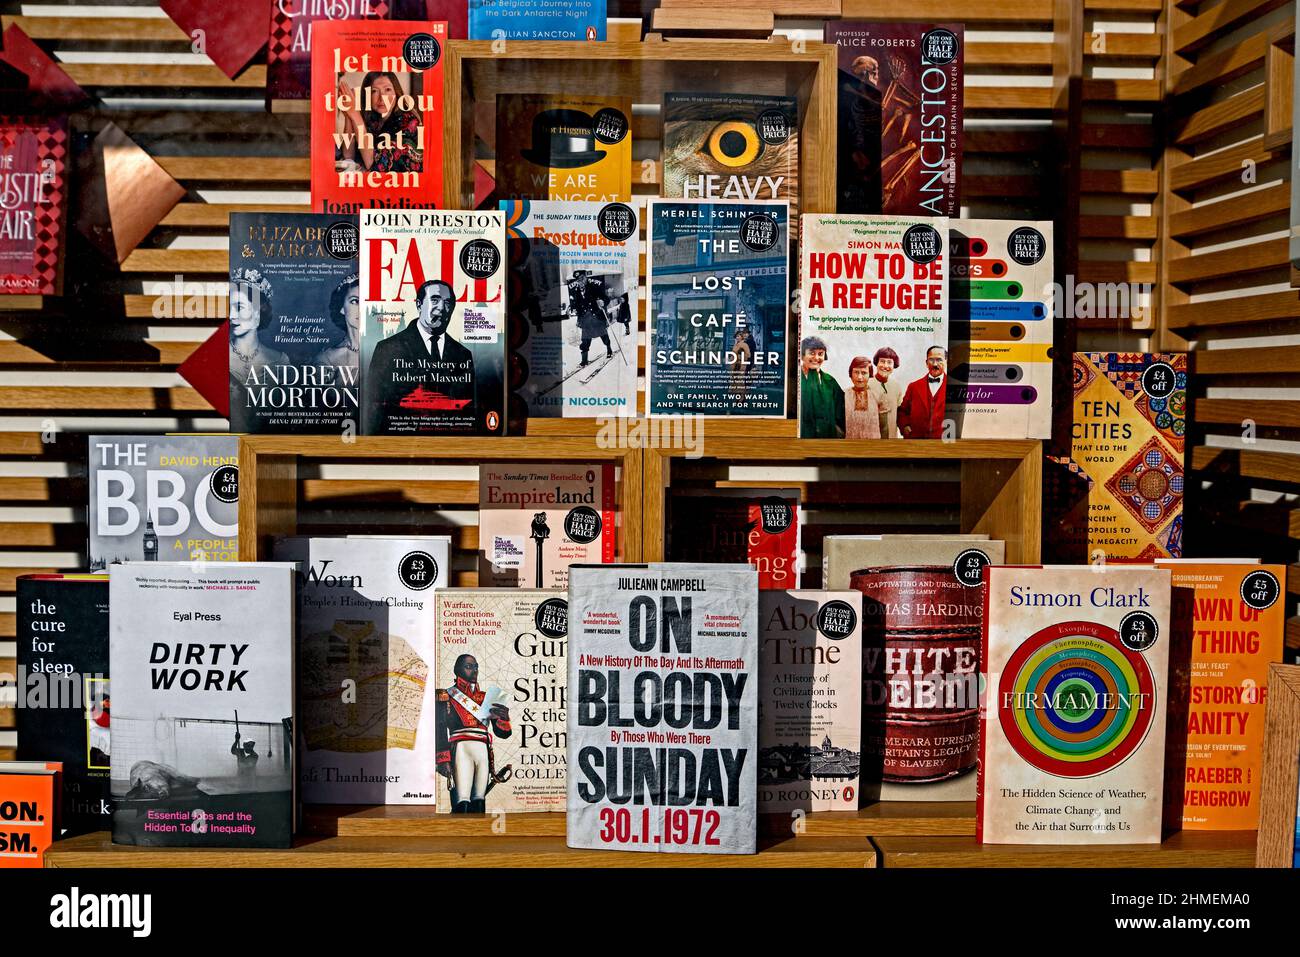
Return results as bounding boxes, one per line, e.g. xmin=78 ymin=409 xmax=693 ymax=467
xmin=273 ymin=536 xmax=450 ymax=804
xmin=566 ymin=563 xmax=759 ymax=854
xmin=109 ymin=562 xmax=295 ymax=848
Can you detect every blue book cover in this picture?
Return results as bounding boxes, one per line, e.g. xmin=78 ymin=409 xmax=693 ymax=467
xmin=469 ymin=0 xmax=606 ymax=40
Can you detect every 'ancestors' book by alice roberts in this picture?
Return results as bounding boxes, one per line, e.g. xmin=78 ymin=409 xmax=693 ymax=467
xmin=273 ymin=535 xmax=449 ymax=804
xmin=360 ymin=208 xmax=507 ymax=435
xmin=979 ymin=564 xmax=1171 ymax=844
xmin=109 ymin=562 xmax=296 ymax=848
xmin=228 ymin=212 xmax=360 ymax=433
xmin=434 ymin=589 xmax=569 ymax=813
xmin=88 ymin=435 xmax=239 ymax=569
xmin=567 ymin=563 xmax=759 ymax=854
xmin=501 ymin=199 xmax=639 ymax=419
xmin=799 ymin=215 xmax=948 ymax=439
xmin=16 ymin=575 xmax=110 ymax=835
xmin=477 ymin=463 xmax=616 ymax=589
xmin=824 ymin=22 xmax=962 ymax=217
xmin=758 ymin=590 xmax=862 ymax=814
xmin=310 ymin=19 xmax=445 ymax=214
xmin=646 ymin=198 xmax=789 ymax=417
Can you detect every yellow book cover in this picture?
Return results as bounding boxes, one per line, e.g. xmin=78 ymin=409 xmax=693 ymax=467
xmin=495 ymin=94 xmax=632 ymax=202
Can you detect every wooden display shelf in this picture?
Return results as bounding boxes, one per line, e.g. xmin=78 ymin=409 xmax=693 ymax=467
xmin=874 ymin=832 xmax=1257 ymax=869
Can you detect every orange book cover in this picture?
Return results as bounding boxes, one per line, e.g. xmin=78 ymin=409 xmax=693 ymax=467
xmin=1158 ymin=561 xmax=1285 ymax=830
xmin=494 ymin=94 xmax=632 ymax=202
xmin=0 ymin=764 xmax=61 ymax=867
xmin=310 ymin=20 xmax=446 ymax=215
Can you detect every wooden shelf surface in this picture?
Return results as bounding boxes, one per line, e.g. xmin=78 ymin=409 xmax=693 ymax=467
xmin=874 ymin=831 xmax=1257 ymax=868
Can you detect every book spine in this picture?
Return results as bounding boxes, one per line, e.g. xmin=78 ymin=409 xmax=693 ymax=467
xmin=975 ymin=565 xmax=993 ymax=842
xmin=600 ymin=463 xmax=616 ymax=564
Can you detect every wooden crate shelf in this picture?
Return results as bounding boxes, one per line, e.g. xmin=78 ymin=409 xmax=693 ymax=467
xmin=874 ymin=832 xmax=1257 ymax=868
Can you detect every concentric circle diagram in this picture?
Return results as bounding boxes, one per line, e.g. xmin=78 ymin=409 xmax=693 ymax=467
xmin=998 ymin=621 xmax=1156 ymax=778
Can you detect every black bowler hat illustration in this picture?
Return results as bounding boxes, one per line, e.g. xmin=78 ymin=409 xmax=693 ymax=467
xmin=520 ymin=108 xmax=607 ymax=168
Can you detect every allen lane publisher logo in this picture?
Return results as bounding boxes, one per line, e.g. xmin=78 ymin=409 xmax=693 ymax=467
xmin=50 ymin=887 xmax=152 ymax=937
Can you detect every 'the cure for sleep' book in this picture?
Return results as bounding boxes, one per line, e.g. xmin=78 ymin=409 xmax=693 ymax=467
xmin=566 ymin=563 xmax=759 ymax=854
xmin=360 ymin=209 xmax=507 ymax=435
xmin=979 ymin=564 xmax=1171 ymax=844
xmin=109 ymin=562 xmax=296 ymax=848
xmin=228 ymin=212 xmax=361 ymax=433
xmin=310 ymin=19 xmax=445 ymax=215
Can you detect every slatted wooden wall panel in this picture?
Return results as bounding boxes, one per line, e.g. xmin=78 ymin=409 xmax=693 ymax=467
xmin=1160 ymin=0 xmax=1300 ymax=655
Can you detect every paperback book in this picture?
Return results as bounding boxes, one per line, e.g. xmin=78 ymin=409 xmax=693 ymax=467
xmin=469 ymin=0 xmax=606 ymax=39
xmin=567 ymin=563 xmax=759 ymax=854
xmin=434 ymin=589 xmax=569 ymax=812
xmin=799 ymin=214 xmax=949 ymax=439
xmin=87 ymin=435 xmax=239 ymax=569
xmin=228 ymin=212 xmax=361 ymax=433
xmin=825 ymin=22 xmax=962 ymax=217
xmin=109 ymin=562 xmax=296 ymax=848
xmin=0 ymin=764 xmax=60 ymax=867
xmin=266 ymin=0 xmax=391 ymax=102
xmin=15 ymin=575 xmax=110 ymax=835
xmin=495 ymin=94 xmax=631 ymax=203
xmin=360 ymin=208 xmax=507 ymax=435
xmin=667 ymin=489 xmax=800 ymax=589
xmin=758 ymin=590 xmax=862 ymax=814
xmin=646 ymin=198 xmax=789 ymax=417
xmin=0 ymin=114 xmax=68 ymax=295
xmin=310 ymin=19 xmax=446 ymax=215
xmin=478 ymin=463 xmax=616 ymax=589
xmin=979 ymin=564 xmax=1172 ymax=844
xmin=947 ymin=219 xmax=1053 ymax=439
xmin=273 ymin=535 xmax=450 ymax=804
xmin=662 ymin=92 xmax=800 ymax=219
xmin=501 ymin=199 xmax=639 ymax=418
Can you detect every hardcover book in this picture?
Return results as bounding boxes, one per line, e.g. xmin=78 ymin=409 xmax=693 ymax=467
xmin=15 ymin=575 xmax=110 ymax=835
xmin=267 ymin=0 xmax=391 ymax=102
xmin=501 ymin=199 xmax=639 ymax=418
xmin=1156 ymin=560 xmax=1285 ymax=830
xmin=668 ymin=490 xmax=800 ymax=589
xmin=822 ymin=533 xmax=1000 ymax=590
xmin=228 ymin=212 xmax=361 ymax=433
xmin=434 ymin=589 xmax=569 ymax=812
xmin=799 ymin=214 xmax=949 ymax=439
xmin=273 ymin=536 xmax=450 ymax=804
xmin=646 ymin=198 xmax=789 ymax=417
xmin=310 ymin=19 xmax=445 ymax=215
xmin=0 ymin=114 xmax=67 ymax=296
xmin=109 ymin=562 xmax=296 ymax=848
xmin=825 ymin=22 xmax=962 ymax=217
xmin=359 ymin=208 xmax=507 ymax=435
xmin=758 ymin=590 xmax=862 ymax=814
xmin=469 ymin=0 xmax=606 ymax=39
xmin=1048 ymin=352 xmax=1187 ymax=561
xmin=946 ymin=220 xmax=1053 ymax=439
xmin=979 ymin=564 xmax=1172 ymax=844
xmin=662 ymin=92 xmax=800 ymax=219
xmin=495 ymin=94 xmax=631 ymax=203
xmin=0 ymin=764 xmax=60 ymax=867
xmin=87 ymin=435 xmax=239 ymax=569
xmin=567 ymin=563 xmax=759 ymax=854
xmin=478 ymin=463 xmax=616 ymax=589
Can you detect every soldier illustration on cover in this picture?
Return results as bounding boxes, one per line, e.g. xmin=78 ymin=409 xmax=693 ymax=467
xmin=366 ymin=279 xmax=476 ymax=432
xmin=435 ymin=653 xmax=513 ymax=813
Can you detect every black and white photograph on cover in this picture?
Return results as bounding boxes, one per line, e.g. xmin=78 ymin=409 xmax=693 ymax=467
xmin=314 ymin=272 xmax=361 ymax=368
xmin=228 ymin=267 xmax=285 ymax=402
xmin=434 ymin=652 xmax=513 ymax=813
xmin=333 ymin=68 xmax=424 ymax=178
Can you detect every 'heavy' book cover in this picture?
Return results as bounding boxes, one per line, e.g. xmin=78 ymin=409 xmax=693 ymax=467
xmin=979 ymin=564 xmax=1171 ymax=844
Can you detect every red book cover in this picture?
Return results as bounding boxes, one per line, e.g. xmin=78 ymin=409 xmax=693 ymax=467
xmin=267 ymin=0 xmax=392 ymax=102
xmin=668 ymin=490 xmax=800 ymax=589
xmin=0 ymin=114 xmax=67 ymax=296
xmin=0 ymin=763 xmax=61 ymax=867
xmin=310 ymin=19 xmax=445 ymax=215
xmin=161 ymin=0 xmax=273 ymax=80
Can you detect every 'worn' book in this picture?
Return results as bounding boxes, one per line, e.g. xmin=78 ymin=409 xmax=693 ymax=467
xmin=434 ymin=589 xmax=569 ymax=812
xmin=109 ymin=562 xmax=296 ymax=848
xmin=567 ymin=562 xmax=759 ymax=854
xmin=979 ymin=564 xmax=1172 ymax=844
xmin=758 ymin=590 xmax=862 ymax=814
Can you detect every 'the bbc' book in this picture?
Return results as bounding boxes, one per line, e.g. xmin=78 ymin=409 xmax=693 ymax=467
xmin=567 ymin=563 xmax=759 ymax=854
xmin=495 ymin=94 xmax=631 ymax=203
xmin=360 ymin=208 xmax=507 ymax=435
xmin=979 ymin=564 xmax=1172 ymax=844
xmin=109 ymin=562 xmax=296 ymax=848
xmin=434 ymin=589 xmax=569 ymax=812
xmin=0 ymin=114 xmax=68 ymax=296
xmin=88 ymin=435 xmax=239 ymax=569
xmin=469 ymin=0 xmax=606 ymax=39
xmin=228 ymin=212 xmax=361 ymax=433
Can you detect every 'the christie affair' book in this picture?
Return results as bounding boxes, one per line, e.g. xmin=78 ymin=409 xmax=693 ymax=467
xmin=979 ymin=564 xmax=1171 ymax=844
xmin=0 ymin=114 xmax=68 ymax=295
xmin=109 ymin=562 xmax=296 ymax=848
xmin=495 ymin=94 xmax=631 ymax=203
xmin=228 ymin=212 xmax=361 ymax=433
xmin=434 ymin=589 xmax=569 ymax=812
xmin=87 ymin=435 xmax=239 ymax=569
xmin=266 ymin=0 xmax=391 ymax=102
xmin=359 ymin=208 xmax=507 ymax=435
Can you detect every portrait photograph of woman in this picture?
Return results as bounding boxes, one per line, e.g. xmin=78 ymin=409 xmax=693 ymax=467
xmin=333 ymin=68 xmax=424 ymax=176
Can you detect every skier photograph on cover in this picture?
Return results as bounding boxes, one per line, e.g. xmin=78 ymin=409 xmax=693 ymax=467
xmin=435 ymin=653 xmax=513 ymax=813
